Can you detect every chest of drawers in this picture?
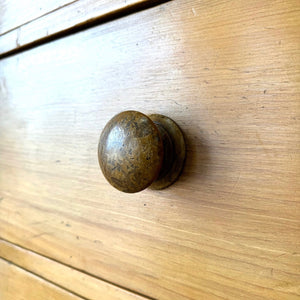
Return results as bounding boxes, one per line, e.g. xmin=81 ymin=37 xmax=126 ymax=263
xmin=0 ymin=1 xmax=299 ymax=299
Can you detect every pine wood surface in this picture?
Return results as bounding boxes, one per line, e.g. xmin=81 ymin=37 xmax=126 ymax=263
xmin=0 ymin=0 xmax=165 ymax=57
xmin=0 ymin=258 xmax=85 ymax=300
xmin=0 ymin=0 xmax=76 ymax=35
xmin=0 ymin=239 xmax=148 ymax=300
xmin=0 ymin=0 xmax=299 ymax=299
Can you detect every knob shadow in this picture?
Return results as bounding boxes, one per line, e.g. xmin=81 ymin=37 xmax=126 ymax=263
xmin=176 ymin=129 xmax=211 ymax=187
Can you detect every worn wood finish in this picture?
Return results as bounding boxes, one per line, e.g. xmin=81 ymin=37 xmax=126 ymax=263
xmin=0 ymin=239 xmax=147 ymax=300
xmin=0 ymin=0 xmax=165 ymax=57
xmin=0 ymin=0 xmax=299 ymax=299
xmin=0 ymin=258 xmax=84 ymax=300
xmin=0 ymin=0 xmax=75 ymax=35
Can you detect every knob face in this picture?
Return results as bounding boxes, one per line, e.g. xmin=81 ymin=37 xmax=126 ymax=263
xmin=98 ymin=111 xmax=163 ymax=193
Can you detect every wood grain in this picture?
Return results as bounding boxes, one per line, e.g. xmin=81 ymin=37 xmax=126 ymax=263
xmin=0 ymin=239 xmax=148 ymax=300
xmin=0 ymin=0 xmax=76 ymax=35
xmin=0 ymin=258 xmax=84 ymax=300
xmin=0 ymin=0 xmax=299 ymax=299
xmin=0 ymin=0 xmax=166 ymax=57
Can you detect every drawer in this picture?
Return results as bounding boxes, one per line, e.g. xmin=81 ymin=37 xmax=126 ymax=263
xmin=0 ymin=0 xmax=299 ymax=299
xmin=0 ymin=258 xmax=81 ymax=300
xmin=0 ymin=0 xmax=164 ymax=56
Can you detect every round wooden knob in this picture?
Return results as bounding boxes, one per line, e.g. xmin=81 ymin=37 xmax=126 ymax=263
xmin=98 ymin=111 xmax=186 ymax=193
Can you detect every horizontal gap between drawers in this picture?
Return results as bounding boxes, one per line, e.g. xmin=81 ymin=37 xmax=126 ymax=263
xmin=0 ymin=0 xmax=170 ymax=60
xmin=0 ymin=256 xmax=88 ymax=300
xmin=0 ymin=237 xmax=153 ymax=300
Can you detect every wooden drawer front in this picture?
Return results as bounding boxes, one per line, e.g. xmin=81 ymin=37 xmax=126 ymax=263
xmin=0 ymin=258 xmax=83 ymax=300
xmin=0 ymin=0 xmax=165 ymax=56
xmin=0 ymin=239 xmax=146 ymax=300
xmin=0 ymin=0 xmax=74 ymax=35
xmin=0 ymin=0 xmax=299 ymax=299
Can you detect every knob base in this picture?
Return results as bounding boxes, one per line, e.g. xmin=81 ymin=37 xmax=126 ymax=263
xmin=148 ymin=114 xmax=186 ymax=190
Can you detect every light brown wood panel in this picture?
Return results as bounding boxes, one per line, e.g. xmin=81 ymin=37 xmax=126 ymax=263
xmin=0 ymin=258 xmax=84 ymax=300
xmin=0 ymin=0 xmax=76 ymax=35
xmin=0 ymin=0 xmax=299 ymax=299
xmin=0 ymin=239 xmax=148 ymax=300
xmin=0 ymin=0 xmax=165 ymax=57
